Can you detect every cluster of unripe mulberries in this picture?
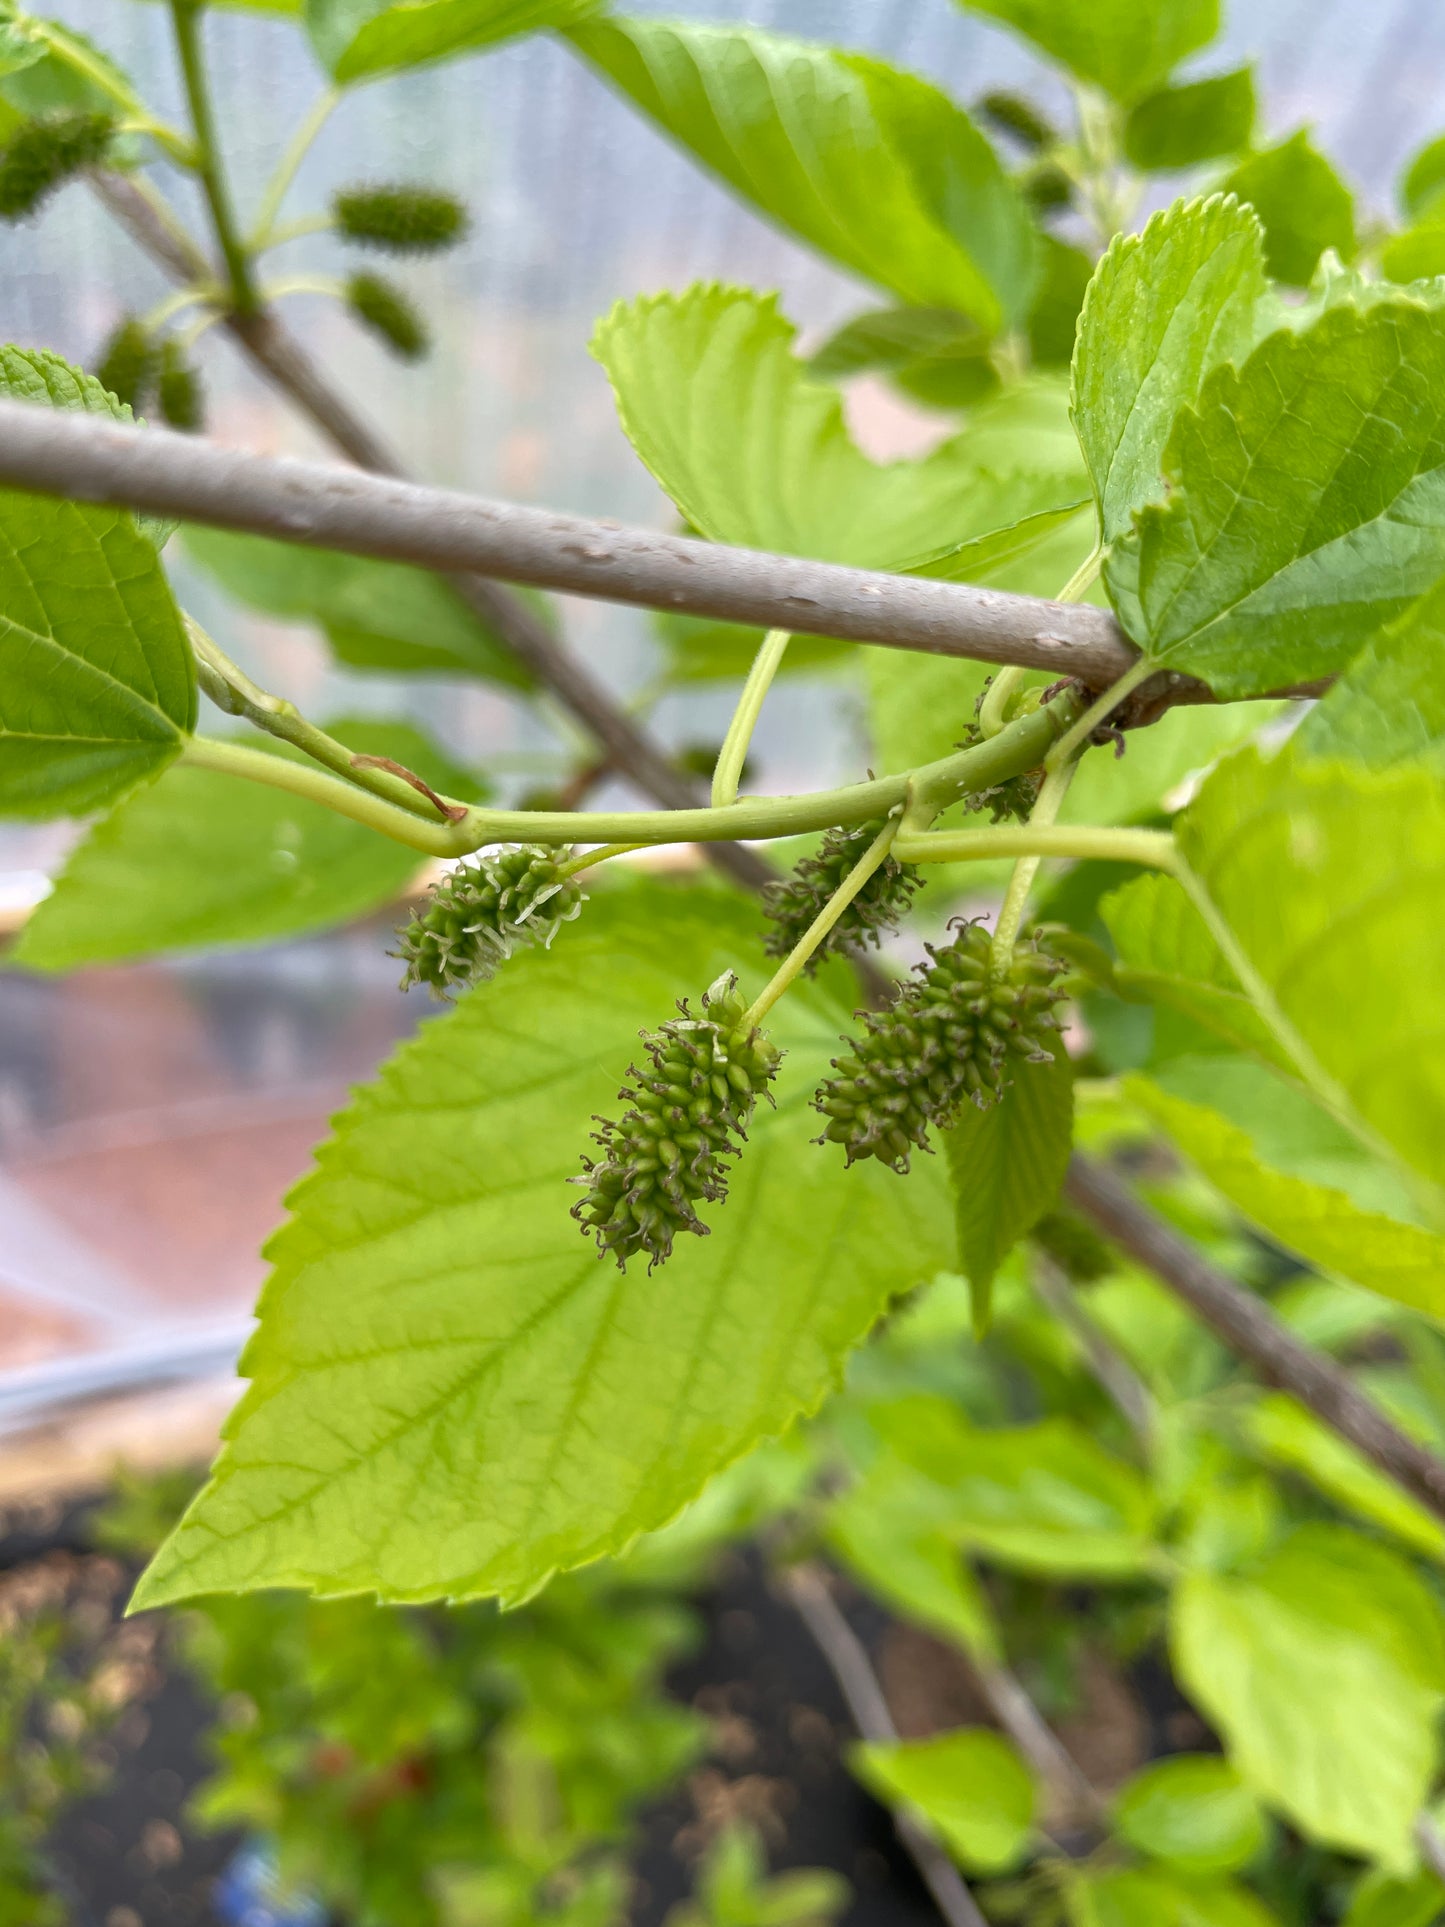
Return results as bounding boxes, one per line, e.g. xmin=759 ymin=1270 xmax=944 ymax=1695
xmin=95 ymin=321 xmax=204 ymax=431
xmin=571 ymin=974 xmax=782 ymax=1271
xmin=761 ymin=816 xmax=920 ymax=972
xmin=0 ymin=110 xmax=114 ymax=221
xmin=392 ymin=846 xmax=586 ymax=999
xmin=334 ymin=183 xmax=470 ymax=362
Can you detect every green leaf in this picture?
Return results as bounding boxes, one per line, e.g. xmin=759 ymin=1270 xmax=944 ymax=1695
xmin=1401 ymin=132 xmax=1445 ymax=222
xmin=0 ymin=20 xmax=132 ymax=115
xmin=1123 ymin=69 xmax=1256 ymax=173
xmin=181 ymin=527 xmax=534 ymax=690
xmin=1343 ymin=1869 xmax=1445 ymax=1927
xmin=1072 ymin=195 xmax=1268 ymax=545
xmin=1220 ymin=132 xmax=1356 ymax=287
xmin=944 ymin=1045 xmax=1073 ymax=1333
xmin=0 ymin=490 xmax=194 ymax=818
xmin=1067 ymin=1868 xmax=1281 ymax=1927
xmin=869 ymin=1395 xmax=1159 ymax=1578
xmin=808 ymin=305 xmax=999 ymax=413
xmin=1061 ymin=700 xmax=1277 ymax=830
xmin=1177 ymin=749 xmax=1445 ymax=1191
xmin=12 ymin=720 xmax=478 ymax=970
xmin=305 ymin=0 xmax=600 ymax=81
xmin=850 ymin=1729 xmax=1034 ymax=1873
xmin=1028 ymin=233 xmax=1094 ymax=368
xmin=1105 ymin=299 xmax=1445 ymax=698
xmin=1113 ymin=1756 xmax=1266 ymax=1876
xmin=1171 ymin=1524 xmax=1445 ymax=1867
xmin=1127 ymin=1061 xmax=1445 ymax=1320
xmin=1243 ymin=1393 xmax=1445 ymax=1563
xmin=954 ymin=0 xmax=1219 ymax=104
xmin=131 ymin=887 xmax=952 ymax=1609
xmin=826 ymin=1459 xmax=1000 ymax=1659
xmin=569 ymin=18 xmax=1038 ymax=331
xmin=1292 ymin=581 xmax=1445 ymax=773
xmin=593 ymin=285 xmax=1083 ymax=571
xmin=1381 ymin=219 xmax=1445 ymax=285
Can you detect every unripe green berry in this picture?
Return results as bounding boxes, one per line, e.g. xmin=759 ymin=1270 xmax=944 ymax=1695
xmin=572 ymin=973 xmax=782 ymax=1272
xmin=95 ymin=317 xmax=158 ymax=412
xmin=392 ymin=846 xmax=585 ymax=999
xmin=977 ymin=90 xmax=1056 ymax=152
xmin=346 ymin=272 xmax=429 ymax=360
xmin=815 ymin=921 xmax=1066 ymax=1173
xmin=334 ymin=184 xmax=469 ymax=255
xmin=157 ymin=339 xmax=203 ymax=432
xmin=0 ymin=111 xmax=114 ymax=221
xmin=762 ymin=817 xmax=920 ymax=973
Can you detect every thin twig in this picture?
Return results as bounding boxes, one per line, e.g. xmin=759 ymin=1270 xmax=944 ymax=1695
xmin=781 ymin=1564 xmax=992 ymax=1927
xmin=1030 ymin=1255 xmax=1156 ymax=1445
xmin=1065 ymin=1155 xmax=1445 ymax=1524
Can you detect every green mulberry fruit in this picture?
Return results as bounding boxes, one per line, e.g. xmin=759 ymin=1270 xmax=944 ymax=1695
xmin=762 ymin=818 xmax=919 ymax=971
xmin=0 ymin=111 xmax=114 ymax=221
xmin=157 ymin=339 xmax=203 ymax=432
xmin=95 ymin=317 xmax=158 ymax=412
xmin=346 ymin=273 xmax=429 ymax=360
xmin=815 ymin=922 xmax=1066 ymax=1173
xmin=392 ymin=846 xmax=585 ymax=999
xmin=572 ymin=973 xmax=782 ymax=1271
xmin=977 ymin=91 xmax=1056 ymax=152
xmin=334 ymin=184 xmax=469 ymax=254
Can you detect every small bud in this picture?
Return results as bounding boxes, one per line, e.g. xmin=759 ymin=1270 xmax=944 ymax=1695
xmin=762 ymin=817 xmax=919 ymax=973
xmin=0 ymin=111 xmax=114 ymax=221
xmin=392 ymin=846 xmax=585 ymax=999
xmin=1030 ymin=1208 xmax=1114 ymax=1283
xmin=157 ymin=338 xmax=204 ymax=432
xmin=346 ymin=272 xmax=429 ymax=360
xmin=977 ymin=91 xmax=1056 ymax=152
xmin=95 ymin=317 xmax=158 ymax=412
xmin=814 ymin=921 xmax=1067 ymax=1173
xmin=573 ymin=973 xmax=782 ymax=1271
xmin=334 ymin=183 xmax=469 ymax=255
xmin=1021 ymin=161 xmax=1074 ymax=214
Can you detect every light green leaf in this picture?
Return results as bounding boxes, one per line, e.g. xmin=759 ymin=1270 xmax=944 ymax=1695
xmin=1113 ymin=1756 xmax=1266 ymax=1876
xmin=945 ymin=1045 xmax=1073 ymax=1332
xmin=850 ymin=1729 xmax=1034 ymax=1873
xmin=181 ymin=526 xmax=534 ymax=690
xmin=131 ymin=888 xmax=952 ymax=1609
xmin=1128 ymin=1061 xmax=1445 ymax=1320
xmin=593 ymin=285 xmax=1083 ymax=570
xmin=1123 ymin=68 xmax=1256 ymax=173
xmin=0 ymin=21 xmax=41 ymax=80
xmin=1172 ymin=1525 xmax=1445 ymax=1868
xmin=1029 ymin=233 xmax=1095 ymax=368
xmin=1292 ymin=582 xmax=1445 ymax=773
xmin=870 ymin=1395 xmax=1159 ymax=1578
xmin=809 ymin=304 xmax=999 ymax=414
xmin=826 ymin=1458 xmax=1000 ymax=1659
xmin=306 ymin=0 xmax=600 ymax=81
xmin=0 ymin=19 xmax=133 ymax=114
xmin=1061 ymin=700 xmax=1277 ymax=829
xmin=1067 ymin=1867 xmax=1281 ymax=1927
xmin=1221 ymin=132 xmax=1357 ymax=287
xmin=11 ymin=720 xmax=477 ymax=970
xmin=1381 ymin=219 xmax=1445 ymax=285
xmin=955 ymin=0 xmax=1218 ymax=104
xmin=1106 ymin=299 xmax=1445 ymax=698
xmin=569 ymin=18 xmax=1038 ymax=330
xmin=1402 ymin=133 xmax=1445 ymax=222
xmin=1177 ymin=749 xmax=1445 ymax=1191
xmin=1343 ymin=1869 xmax=1445 ymax=1927
xmin=1072 ymin=196 xmax=1268 ymax=544
xmin=0 ymin=491 xmax=194 ymax=818
xmin=1244 ymin=1393 xmax=1445 ymax=1563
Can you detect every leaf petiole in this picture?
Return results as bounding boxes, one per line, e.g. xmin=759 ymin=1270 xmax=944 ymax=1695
xmin=711 ymin=627 xmax=792 ymax=807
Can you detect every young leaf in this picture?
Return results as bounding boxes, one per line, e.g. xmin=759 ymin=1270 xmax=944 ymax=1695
xmin=569 ymin=18 xmax=1038 ymax=332
xmin=1128 ymin=1061 xmax=1445 ymax=1321
xmin=1291 ymin=582 xmax=1445 ymax=773
xmin=808 ymin=304 xmax=999 ymax=413
xmin=1400 ymin=131 xmax=1445 ymax=222
xmin=305 ymin=0 xmax=601 ymax=82
xmin=1221 ymin=131 xmax=1356 ymax=286
xmin=592 ymin=286 xmax=1084 ymax=570
xmin=1171 ymin=1525 xmax=1445 ymax=1868
xmin=1177 ymin=750 xmax=1445 ymax=1191
xmin=1105 ymin=299 xmax=1445 ymax=697
xmin=1123 ymin=68 xmax=1256 ymax=173
xmin=953 ymin=0 xmax=1219 ymax=104
xmin=850 ymin=1729 xmax=1035 ymax=1873
xmin=181 ymin=527 xmax=535 ymax=689
xmin=0 ymin=20 xmax=132 ymax=116
xmin=1066 ymin=1867 xmax=1281 ymax=1927
xmin=131 ymin=888 xmax=952 ymax=1610
xmin=944 ymin=1044 xmax=1073 ymax=1333
xmin=0 ymin=490 xmax=194 ymax=818
xmin=11 ymin=720 xmax=478 ymax=970
xmin=1028 ymin=233 xmax=1094 ymax=369
xmin=1343 ymin=1870 xmax=1445 ymax=1927
xmin=1112 ymin=1756 xmax=1267 ymax=1876
xmin=1243 ymin=1395 xmax=1445 ymax=1564
xmin=1072 ymin=195 xmax=1268 ymax=545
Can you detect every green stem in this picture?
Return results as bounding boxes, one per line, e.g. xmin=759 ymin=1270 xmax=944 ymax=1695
xmin=262 ymin=274 xmax=346 ymax=303
xmin=991 ymin=758 xmax=1077 ymax=971
xmin=248 ymin=85 xmax=340 ymax=249
xmin=167 ymin=0 xmax=259 ymax=313
xmin=255 ymin=213 xmax=335 ymax=254
xmin=182 ymin=736 xmax=470 ymax=855
xmin=1054 ymin=543 xmax=1105 ymax=606
xmin=1045 ymin=657 xmax=1154 ymax=773
xmin=30 ymin=21 xmax=195 ymax=165
xmin=743 ymin=818 xmax=899 ymax=1029
xmin=554 ymin=842 xmax=645 ymax=880
xmin=187 ymin=618 xmax=458 ymax=823
xmin=894 ymin=824 xmax=1178 ymax=871
xmin=712 ymin=627 xmax=791 ymax=807
xmin=141 ymin=283 xmax=222 ymax=333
